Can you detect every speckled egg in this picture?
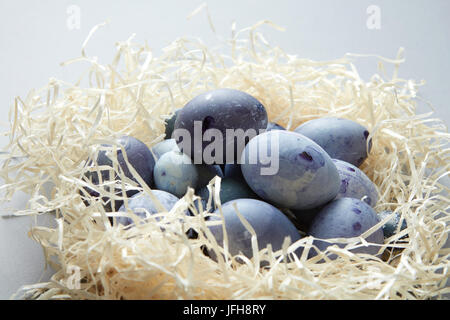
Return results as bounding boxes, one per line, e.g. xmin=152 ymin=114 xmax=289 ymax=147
xmin=173 ymin=88 xmax=268 ymax=164
xmin=240 ymin=130 xmax=341 ymax=210
xmin=294 ymin=117 xmax=372 ymax=167
xmin=153 ymin=150 xmax=198 ymax=197
xmin=308 ymin=197 xmax=384 ymax=258
xmin=333 ymin=158 xmax=379 ymax=207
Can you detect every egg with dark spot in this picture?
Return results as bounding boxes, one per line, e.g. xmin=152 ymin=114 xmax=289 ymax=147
xmin=333 ymin=159 xmax=379 ymax=206
xmin=153 ymin=150 xmax=199 ymax=197
xmin=240 ymin=130 xmax=340 ymax=210
xmin=173 ymin=88 xmax=268 ymax=164
xmin=308 ymin=197 xmax=384 ymax=259
xmin=294 ymin=117 xmax=372 ymax=167
xmin=82 ymin=135 xmax=155 ymax=212
xmin=206 ymin=199 xmax=303 ymax=262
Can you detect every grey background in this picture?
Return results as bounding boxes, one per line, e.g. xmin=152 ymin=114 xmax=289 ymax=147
xmin=0 ymin=0 xmax=449 ymax=299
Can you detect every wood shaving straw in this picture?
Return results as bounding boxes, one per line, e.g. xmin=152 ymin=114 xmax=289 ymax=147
xmin=1 ymin=11 xmax=449 ymax=299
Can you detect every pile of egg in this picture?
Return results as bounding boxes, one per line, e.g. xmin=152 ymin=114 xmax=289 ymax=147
xmin=82 ymin=88 xmax=407 ymax=261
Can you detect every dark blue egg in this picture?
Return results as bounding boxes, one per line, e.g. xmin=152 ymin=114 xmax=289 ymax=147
xmin=164 ymin=108 xmax=181 ymax=139
xmin=333 ymin=159 xmax=379 ymax=206
xmin=266 ymin=122 xmax=286 ymax=131
xmin=378 ymin=210 xmax=408 ymax=239
xmin=294 ymin=117 xmax=372 ymax=167
xmin=308 ymin=197 xmax=384 ymax=259
xmin=153 ymin=150 xmax=199 ymax=197
xmin=197 ymin=178 xmax=259 ymax=207
xmin=207 ymin=199 xmax=303 ymax=262
xmin=240 ymin=130 xmax=340 ymax=210
xmin=196 ymin=164 xmax=224 ymax=189
xmin=116 ymin=189 xmax=180 ymax=226
xmin=82 ymin=135 xmax=155 ymax=211
xmin=173 ymin=88 xmax=268 ymax=164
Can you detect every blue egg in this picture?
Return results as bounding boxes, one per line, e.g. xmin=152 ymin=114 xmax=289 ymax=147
xmin=116 ymin=189 xmax=180 ymax=226
xmin=150 ymin=139 xmax=179 ymax=161
xmin=153 ymin=150 xmax=199 ymax=197
xmin=240 ymin=130 xmax=340 ymax=210
xmin=173 ymin=88 xmax=268 ymax=164
xmin=207 ymin=199 xmax=303 ymax=261
xmin=294 ymin=117 xmax=372 ymax=167
xmin=266 ymin=122 xmax=286 ymax=131
xmin=333 ymin=159 xmax=379 ymax=206
xmin=82 ymin=135 xmax=155 ymax=212
xmin=197 ymin=178 xmax=259 ymax=207
xmin=308 ymin=197 xmax=384 ymax=258
xmin=164 ymin=108 xmax=181 ymax=139
xmin=196 ymin=164 xmax=224 ymax=189
xmin=378 ymin=210 xmax=408 ymax=239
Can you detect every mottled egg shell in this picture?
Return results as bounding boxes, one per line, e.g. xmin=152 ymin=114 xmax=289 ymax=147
xmin=153 ymin=150 xmax=199 ymax=198
xmin=308 ymin=197 xmax=384 ymax=258
xmin=116 ymin=189 xmax=180 ymax=226
xmin=294 ymin=117 xmax=372 ymax=167
xmin=83 ymin=135 xmax=155 ymax=211
xmin=378 ymin=210 xmax=408 ymax=239
xmin=240 ymin=130 xmax=341 ymax=210
xmin=333 ymin=158 xmax=379 ymax=207
xmin=207 ymin=199 xmax=303 ymax=261
xmin=173 ymin=88 xmax=268 ymax=164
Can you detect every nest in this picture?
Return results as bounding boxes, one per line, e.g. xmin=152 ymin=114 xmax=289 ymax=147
xmin=1 ymin=13 xmax=449 ymax=300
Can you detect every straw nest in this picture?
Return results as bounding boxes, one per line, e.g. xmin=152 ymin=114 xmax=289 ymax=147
xmin=1 ymin=16 xmax=449 ymax=300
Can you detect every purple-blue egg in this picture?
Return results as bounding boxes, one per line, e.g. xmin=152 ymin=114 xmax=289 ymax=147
xmin=173 ymin=88 xmax=268 ymax=164
xmin=378 ymin=210 xmax=408 ymax=239
xmin=308 ymin=197 xmax=384 ymax=259
xmin=153 ymin=150 xmax=199 ymax=198
xmin=294 ymin=117 xmax=372 ymax=167
xmin=116 ymin=189 xmax=180 ymax=226
xmin=240 ymin=130 xmax=340 ymax=210
xmin=266 ymin=122 xmax=286 ymax=131
xmin=150 ymin=138 xmax=179 ymax=161
xmin=164 ymin=108 xmax=181 ymax=139
xmin=82 ymin=135 xmax=155 ymax=212
xmin=207 ymin=199 xmax=303 ymax=262
xmin=333 ymin=158 xmax=379 ymax=207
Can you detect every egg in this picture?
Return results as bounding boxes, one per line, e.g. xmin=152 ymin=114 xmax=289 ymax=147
xmin=240 ymin=130 xmax=340 ymax=210
xmin=153 ymin=150 xmax=199 ymax=197
xmin=308 ymin=197 xmax=384 ymax=259
xmin=173 ymin=88 xmax=268 ymax=164
xmin=294 ymin=117 xmax=372 ymax=167
xmin=206 ymin=199 xmax=303 ymax=262
xmin=82 ymin=135 xmax=155 ymax=211
xmin=333 ymin=158 xmax=379 ymax=206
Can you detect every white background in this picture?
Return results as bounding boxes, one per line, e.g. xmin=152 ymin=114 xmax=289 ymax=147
xmin=0 ymin=0 xmax=449 ymax=299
